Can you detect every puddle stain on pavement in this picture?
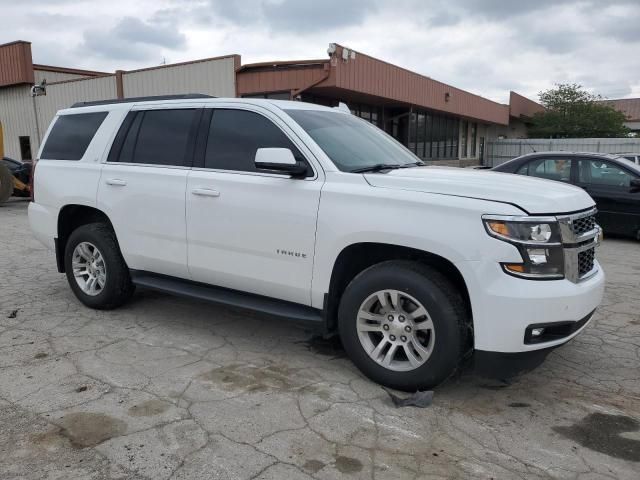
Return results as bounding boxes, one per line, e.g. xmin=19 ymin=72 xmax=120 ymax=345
xmin=302 ymin=455 xmax=363 ymax=474
xmin=127 ymin=399 xmax=170 ymax=417
xmin=37 ymin=413 xmax=128 ymax=449
xmin=198 ymin=363 xmax=299 ymax=392
xmin=553 ymin=412 xmax=640 ymax=462
xmin=334 ymin=455 xmax=364 ymax=474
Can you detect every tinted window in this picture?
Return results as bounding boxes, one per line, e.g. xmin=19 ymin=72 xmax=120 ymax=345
xmin=124 ymin=109 xmax=197 ymax=166
xmin=41 ymin=112 xmax=107 ymax=160
xmin=525 ymin=157 xmax=572 ymax=182
xmin=579 ymin=160 xmax=634 ymax=188
xmin=204 ymin=109 xmax=306 ymax=173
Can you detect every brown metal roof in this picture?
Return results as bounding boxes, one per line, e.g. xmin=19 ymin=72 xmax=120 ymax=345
xmin=0 ymin=40 xmax=34 ymax=87
xmin=237 ymin=61 xmax=329 ymax=97
xmin=601 ymin=98 xmax=640 ymax=121
xmin=237 ymin=44 xmax=512 ymax=125
xmin=237 ymin=59 xmax=328 ymax=72
xmin=33 ymin=64 xmax=108 ymax=77
xmin=509 ymin=91 xmax=544 ymax=119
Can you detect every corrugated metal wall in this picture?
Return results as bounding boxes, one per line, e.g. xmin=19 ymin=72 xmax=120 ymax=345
xmin=486 ymin=138 xmax=640 ymax=167
xmin=0 ymin=85 xmax=38 ymax=159
xmin=0 ymin=41 xmax=34 ymax=88
xmin=508 ymin=91 xmax=544 ymax=119
xmin=34 ymin=76 xmax=118 ymax=146
xmin=330 ymin=45 xmax=510 ymax=126
xmin=0 ymin=55 xmax=238 ymax=159
xmin=237 ymin=63 xmax=328 ymax=96
xmin=34 ymin=69 xmax=92 ymax=84
xmin=123 ymin=56 xmax=238 ymax=98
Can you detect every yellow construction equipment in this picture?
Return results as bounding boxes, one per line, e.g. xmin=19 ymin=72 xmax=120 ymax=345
xmin=0 ymin=121 xmax=32 ymax=203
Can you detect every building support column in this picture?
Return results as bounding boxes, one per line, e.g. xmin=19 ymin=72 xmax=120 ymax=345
xmin=115 ymin=70 xmax=124 ymax=99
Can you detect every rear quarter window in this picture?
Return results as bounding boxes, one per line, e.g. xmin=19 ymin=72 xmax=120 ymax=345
xmin=40 ymin=112 xmax=108 ymax=160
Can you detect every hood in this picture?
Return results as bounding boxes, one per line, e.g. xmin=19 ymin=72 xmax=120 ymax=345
xmin=364 ymin=167 xmax=595 ymax=214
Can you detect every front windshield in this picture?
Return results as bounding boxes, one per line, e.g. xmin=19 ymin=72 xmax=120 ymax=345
xmin=285 ymin=109 xmax=420 ymax=172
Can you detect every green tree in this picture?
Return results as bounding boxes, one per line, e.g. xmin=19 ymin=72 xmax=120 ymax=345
xmin=529 ymin=83 xmax=629 ymax=138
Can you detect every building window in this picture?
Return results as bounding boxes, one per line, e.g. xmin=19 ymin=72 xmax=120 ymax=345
xmin=408 ymin=112 xmax=417 ymax=154
xmin=452 ymin=119 xmax=459 ymax=158
xmin=19 ymin=136 xmax=32 ymax=161
xmin=425 ymin=114 xmax=432 ymax=159
xmin=416 ymin=113 xmax=426 ymax=158
xmin=349 ymin=103 xmax=381 ymax=127
xmin=242 ymin=91 xmax=291 ymax=100
xmin=470 ymin=123 xmax=477 ymax=157
xmin=460 ymin=121 xmax=468 ymax=157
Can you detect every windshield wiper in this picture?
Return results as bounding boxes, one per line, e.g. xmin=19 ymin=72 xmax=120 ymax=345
xmin=350 ymin=161 xmax=424 ymax=174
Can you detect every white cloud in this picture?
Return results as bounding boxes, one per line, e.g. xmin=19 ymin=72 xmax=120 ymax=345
xmin=0 ymin=0 xmax=638 ymax=103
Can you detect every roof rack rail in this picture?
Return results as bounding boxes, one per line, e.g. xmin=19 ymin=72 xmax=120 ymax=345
xmin=70 ymin=94 xmax=215 ymax=108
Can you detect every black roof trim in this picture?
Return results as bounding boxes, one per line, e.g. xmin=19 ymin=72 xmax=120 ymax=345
xmin=70 ymin=94 xmax=215 ymax=108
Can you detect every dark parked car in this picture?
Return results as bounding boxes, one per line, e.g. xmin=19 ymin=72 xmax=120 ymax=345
xmin=493 ymin=152 xmax=640 ymax=239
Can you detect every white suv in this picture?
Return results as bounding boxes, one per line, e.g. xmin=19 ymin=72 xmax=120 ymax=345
xmin=29 ymin=96 xmax=605 ymax=390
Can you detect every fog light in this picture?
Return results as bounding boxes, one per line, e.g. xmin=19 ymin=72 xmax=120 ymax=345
xmin=531 ymin=328 xmax=545 ymax=337
xmin=527 ymin=248 xmax=548 ymax=265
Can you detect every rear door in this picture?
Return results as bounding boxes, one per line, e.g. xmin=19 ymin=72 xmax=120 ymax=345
xmin=185 ymin=106 xmax=323 ymax=305
xmin=575 ymin=158 xmax=640 ymax=236
xmin=98 ymin=106 xmax=202 ymax=278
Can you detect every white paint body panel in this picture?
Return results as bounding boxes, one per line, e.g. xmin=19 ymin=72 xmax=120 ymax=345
xmin=365 ymin=167 xmax=596 ymax=214
xmin=97 ymin=164 xmax=190 ymax=278
xmin=186 ymin=170 xmax=322 ymax=304
xmin=29 ymin=98 xmax=605 ymax=355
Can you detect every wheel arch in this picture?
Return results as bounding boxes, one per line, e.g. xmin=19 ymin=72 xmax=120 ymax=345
xmin=56 ymin=204 xmax=115 ymax=273
xmin=325 ymin=242 xmax=473 ymax=349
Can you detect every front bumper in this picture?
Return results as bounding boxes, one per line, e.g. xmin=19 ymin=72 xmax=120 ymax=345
xmin=456 ymin=257 xmax=604 ymax=353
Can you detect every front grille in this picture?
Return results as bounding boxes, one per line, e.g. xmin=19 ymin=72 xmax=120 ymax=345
xmin=578 ymin=247 xmax=595 ymax=277
xmin=570 ymin=214 xmax=596 ymax=236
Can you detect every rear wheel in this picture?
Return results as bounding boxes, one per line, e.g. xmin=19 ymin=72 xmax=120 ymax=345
xmin=64 ymin=223 xmax=135 ymax=309
xmin=0 ymin=164 xmax=13 ymax=203
xmin=338 ymin=261 xmax=468 ymax=391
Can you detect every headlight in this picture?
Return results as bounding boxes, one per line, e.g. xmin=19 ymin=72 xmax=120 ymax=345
xmin=482 ymin=215 xmax=564 ymax=280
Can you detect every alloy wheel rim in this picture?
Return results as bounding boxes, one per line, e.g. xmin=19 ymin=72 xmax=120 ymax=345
xmin=356 ymin=289 xmax=435 ymax=372
xmin=72 ymin=242 xmax=107 ymax=296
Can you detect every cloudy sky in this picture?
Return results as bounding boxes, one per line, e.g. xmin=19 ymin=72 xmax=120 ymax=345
xmin=1 ymin=0 xmax=639 ymax=103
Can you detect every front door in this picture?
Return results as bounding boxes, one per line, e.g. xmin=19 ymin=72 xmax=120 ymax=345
xmin=575 ymin=158 xmax=640 ymax=237
xmin=186 ymin=107 xmax=323 ymax=305
xmin=98 ymin=107 xmax=201 ymax=278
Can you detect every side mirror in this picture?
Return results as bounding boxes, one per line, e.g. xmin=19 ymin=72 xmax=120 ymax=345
xmin=630 ymin=178 xmax=640 ymax=193
xmin=255 ymin=148 xmax=307 ymax=178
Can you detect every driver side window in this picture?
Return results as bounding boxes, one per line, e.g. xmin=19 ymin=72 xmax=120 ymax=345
xmin=578 ymin=160 xmax=633 ymax=188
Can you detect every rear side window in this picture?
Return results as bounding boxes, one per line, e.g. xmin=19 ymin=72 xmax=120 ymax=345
xmin=524 ymin=158 xmax=572 ymax=182
xmin=204 ymin=109 xmax=308 ymax=174
xmin=112 ymin=109 xmax=198 ymax=166
xmin=41 ymin=112 xmax=107 ymax=160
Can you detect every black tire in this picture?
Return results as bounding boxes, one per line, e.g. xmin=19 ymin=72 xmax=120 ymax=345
xmin=338 ymin=261 xmax=468 ymax=391
xmin=0 ymin=164 xmax=13 ymax=204
xmin=64 ymin=223 xmax=135 ymax=309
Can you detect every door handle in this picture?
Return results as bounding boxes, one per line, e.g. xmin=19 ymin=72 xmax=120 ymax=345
xmin=106 ymin=179 xmax=127 ymax=186
xmin=191 ymin=188 xmax=220 ymax=197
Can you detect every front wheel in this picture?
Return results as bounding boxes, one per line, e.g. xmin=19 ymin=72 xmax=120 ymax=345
xmin=338 ymin=261 xmax=468 ymax=391
xmin=64 ymin=223 xmax=135 ymax=309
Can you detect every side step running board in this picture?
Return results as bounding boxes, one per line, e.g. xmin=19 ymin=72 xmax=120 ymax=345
xmin=130 ymin=271 xmax=324 ymax=324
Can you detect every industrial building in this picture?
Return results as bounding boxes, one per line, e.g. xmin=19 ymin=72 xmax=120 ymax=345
xmin=0 ymin=40 xmax=541 ymax=166
xmin=603 ymin=98 xmax=640 ymax=134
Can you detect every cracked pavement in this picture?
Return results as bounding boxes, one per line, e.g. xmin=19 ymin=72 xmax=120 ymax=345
xmin=1 ymin=198 xmax=639 ymax=479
